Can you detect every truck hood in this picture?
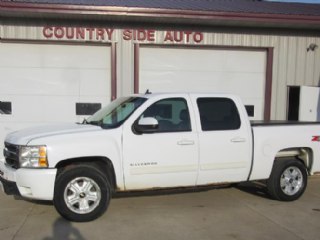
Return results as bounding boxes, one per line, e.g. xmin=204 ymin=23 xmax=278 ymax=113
xmin=5 ymin=123 xmax=101 ymax=145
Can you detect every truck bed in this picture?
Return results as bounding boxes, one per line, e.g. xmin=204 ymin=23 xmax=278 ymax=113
xmin=250 ymin=120 xmax=320 ymax=180
xmin=251 ymin=120 xmax=320 ymax=126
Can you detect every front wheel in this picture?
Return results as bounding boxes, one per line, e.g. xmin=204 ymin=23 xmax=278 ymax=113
xmin=267 ymin=159 xmax=307 ymax=201
xmin=53 ymin=164 xmax=111 ymax=222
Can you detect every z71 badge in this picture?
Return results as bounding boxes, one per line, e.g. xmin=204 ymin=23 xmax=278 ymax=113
xmin=312 ymin=136 xmax=320 ymax=142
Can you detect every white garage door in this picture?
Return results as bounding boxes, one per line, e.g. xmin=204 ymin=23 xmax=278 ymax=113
xmin=139 ymin=47 xmax=266 ymax=120
xmin=0 ymin=43 xmax=111 ymax=149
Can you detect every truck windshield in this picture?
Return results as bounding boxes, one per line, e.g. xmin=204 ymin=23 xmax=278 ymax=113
xmin=86 ymin=97 xmax=147 ymax=129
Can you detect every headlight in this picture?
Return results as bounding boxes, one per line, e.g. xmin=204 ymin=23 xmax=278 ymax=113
xmin=19 ymin=146 xmax=48 ymax=168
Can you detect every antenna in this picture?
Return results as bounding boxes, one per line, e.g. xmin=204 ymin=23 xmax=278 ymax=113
xmin=145 ymin=89 xmax=152 ymax=94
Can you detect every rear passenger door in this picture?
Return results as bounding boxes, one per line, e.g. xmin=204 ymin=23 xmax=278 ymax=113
xmin=192 ymin=95 xmax=252 ymax=185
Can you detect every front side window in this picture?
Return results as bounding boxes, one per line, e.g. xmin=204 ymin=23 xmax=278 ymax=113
xmin=197 ymin=98 xmax=241 ymax=131
xmin=139 ymin=98 xmax=191 ymax=132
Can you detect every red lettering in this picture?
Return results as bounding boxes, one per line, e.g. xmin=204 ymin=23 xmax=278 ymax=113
xmin=65 ymin=27 xmax=74 ymax=39
xmin=164 ymin=31 xmax=203 ymax=43
xmin=76 ymin=28 xmax=85 ymax=40
xmin=147 ymin=30 xmax=155 ymax=42
xmin=137 ymin=30 xmax=146 ymax=41
xmin=184 ymin=31 xmax=192 ymax=43
xmin=123 ymin=29 xmax=155 ymax=42
xmin=193 ymin=32 xmax=203 ymax=43
xmin=123 ymin=29 xmax=132 ymax=41
xmin=164 ymin=31 xmax=174 ymax=42
xmin=96 ymin=28 xmax=105 ymax=40
xmin=174 ymin=31 xmax=183 ymax=42
xmin=42 ymin=27 xmax=202 ymax=44
xmin=106 ymin=29 xmax=114 ymax=41
xmin=54 ymin=27 xmax=64 ymax=39
xmin=43 ymin=27 xmax=53 ymax=38
xmin=86 ymin=28 xmax=95 ymax=40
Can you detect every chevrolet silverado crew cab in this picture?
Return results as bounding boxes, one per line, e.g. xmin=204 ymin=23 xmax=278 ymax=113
xmin=1 ymin=93 xmax=320 ymax=222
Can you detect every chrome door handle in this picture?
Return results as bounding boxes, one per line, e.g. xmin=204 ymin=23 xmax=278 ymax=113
xmin=177 ymin=140 xmax=195 ymax=145
xmin=231 ymin=137 xmax=246 ymax=143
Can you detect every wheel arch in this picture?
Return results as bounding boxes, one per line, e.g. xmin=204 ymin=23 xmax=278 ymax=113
xmin=55 ymin=156 xmax=117 ymax=192
xmin=275 ymin=147 xmax=313 ymax=173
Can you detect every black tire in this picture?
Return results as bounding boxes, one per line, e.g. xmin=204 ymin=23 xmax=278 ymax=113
xmin=53 ymin=164 xmax=111 ymax=222
xmin=267 ymin=158 xmax=307 ymax=201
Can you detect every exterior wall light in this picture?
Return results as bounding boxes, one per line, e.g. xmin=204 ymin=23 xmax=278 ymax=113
xmin=307 ymin=43 xmax=318 ymax=52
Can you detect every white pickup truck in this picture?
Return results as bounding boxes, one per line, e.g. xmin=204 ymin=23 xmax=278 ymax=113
xmin=1 ymin=93 xmax=320 ymax=222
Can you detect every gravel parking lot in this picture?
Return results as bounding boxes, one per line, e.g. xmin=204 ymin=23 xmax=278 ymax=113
xmin=1 ymin=176 xmax=320 ymax=240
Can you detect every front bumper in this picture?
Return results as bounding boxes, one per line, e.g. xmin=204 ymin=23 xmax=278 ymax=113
xmin=0 ymin=158 xmax=57 ymax=200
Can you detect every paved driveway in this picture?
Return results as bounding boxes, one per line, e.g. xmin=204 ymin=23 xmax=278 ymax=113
xmin=1 ymin=176 xmax=320 ymax=240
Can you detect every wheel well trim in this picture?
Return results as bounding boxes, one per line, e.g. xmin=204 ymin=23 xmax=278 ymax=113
xmin=275 ymin=147 xmax=313 ymax=173
xmin=55 ymin=156 xmax=117 ymax=191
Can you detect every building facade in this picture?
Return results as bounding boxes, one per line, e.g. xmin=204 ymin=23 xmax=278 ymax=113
xmin=0 ymin=0 xmax=320 ymax=147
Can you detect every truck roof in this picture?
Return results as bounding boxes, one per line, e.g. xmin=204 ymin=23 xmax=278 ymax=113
xmin=131 ymin=92 xmax=238 ymax=99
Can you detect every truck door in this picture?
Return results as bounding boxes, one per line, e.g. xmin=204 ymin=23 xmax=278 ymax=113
xmin=122 ymin=96 xmax=199 ymax=190
xmin=192 ymin=96 xmax=252 ymax=185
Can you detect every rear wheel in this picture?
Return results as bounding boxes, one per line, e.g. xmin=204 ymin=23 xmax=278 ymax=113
xmin=267 ymin=159 xmax=307 ymax=201
xmin=54 ymin=164 xmax=111 ymax=222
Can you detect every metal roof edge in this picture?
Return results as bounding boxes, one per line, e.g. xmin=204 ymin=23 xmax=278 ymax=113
xmin=1 ymin=2 xmax=320 ymax=29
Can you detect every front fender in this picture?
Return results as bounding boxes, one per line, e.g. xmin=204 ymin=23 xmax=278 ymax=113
xmin=28 ymin=128 xmax=124 ymax=190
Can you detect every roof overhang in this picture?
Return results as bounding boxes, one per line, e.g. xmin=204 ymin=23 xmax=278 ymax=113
xmin=1 ymin=2 xmax=320 ymax=30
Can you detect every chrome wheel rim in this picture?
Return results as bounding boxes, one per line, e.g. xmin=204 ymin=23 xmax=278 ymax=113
xmin=280 ymin=166 xmax=303 ymax=196
xmin=64 ymin=177 xmax=101 ymax=214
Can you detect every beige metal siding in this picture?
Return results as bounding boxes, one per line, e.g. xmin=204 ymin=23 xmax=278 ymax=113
xmin=1 ymin=24 xmax=320 ymax=120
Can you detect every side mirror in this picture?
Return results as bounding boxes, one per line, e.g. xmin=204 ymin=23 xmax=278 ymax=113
xmin=134 ymin=117 xmax=159 ymax=134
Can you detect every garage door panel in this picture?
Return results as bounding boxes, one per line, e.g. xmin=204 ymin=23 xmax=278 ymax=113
xmin=78 ymin=96 xmax=110 ymax=105
xmin=141 ymin=48 xmax=266 ymax=73
xmin=1 ymin=94 xmax=109 ymax=125
xmin=1 ymin=68 xmax=79 ymax=95
xmin=140 ymin=71 xmax=265 ymax=120
xmin=0 ymin=44 xmax=110 ymax=69
xmin=140 ymin=71 xmax=265 ymax=98
xmin=3 ymin=95 xmax=78 ymax=121
xmin=0 ymin=43 xmax=111 ymax=151
xmin=0 ymin=68 xmax=110 ymax=96
xmin=141 ymin=49 xmax=221 ymax=71
xmin=140 ymin=47 xmax=266 ymax=120
xmin=219 ymin=51 xmax=266 ymax=72
xmin=79 ymin=70 xmax=110 ymax=96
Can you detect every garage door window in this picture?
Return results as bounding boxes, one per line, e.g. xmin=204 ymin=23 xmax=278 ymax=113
xmin=140 ymin=98 xmax=191 ymax=132
xmin=76 ymin=103 xmax=102 ymax=115
xmin=197 ymin=98 xmax=241 ymax=131
xmin=0 ymin=101 xmax=12 ymax=115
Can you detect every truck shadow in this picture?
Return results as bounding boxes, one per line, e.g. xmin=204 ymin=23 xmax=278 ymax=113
xmin=113 ymin=182 xmax=273 ymax=200
xmin=14 ymin=195 xmax=53 ymax=205
xmin=113 ymin=184 xmax=233 ymax=198
xmin=234 ymin=181 xmax=272 ymax=200
xmin=43 ymin=217 xmax=85 ymax=240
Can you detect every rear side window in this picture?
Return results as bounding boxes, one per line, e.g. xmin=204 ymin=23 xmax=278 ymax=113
xmin=197 ymin=98 xmax=241 ymax=131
